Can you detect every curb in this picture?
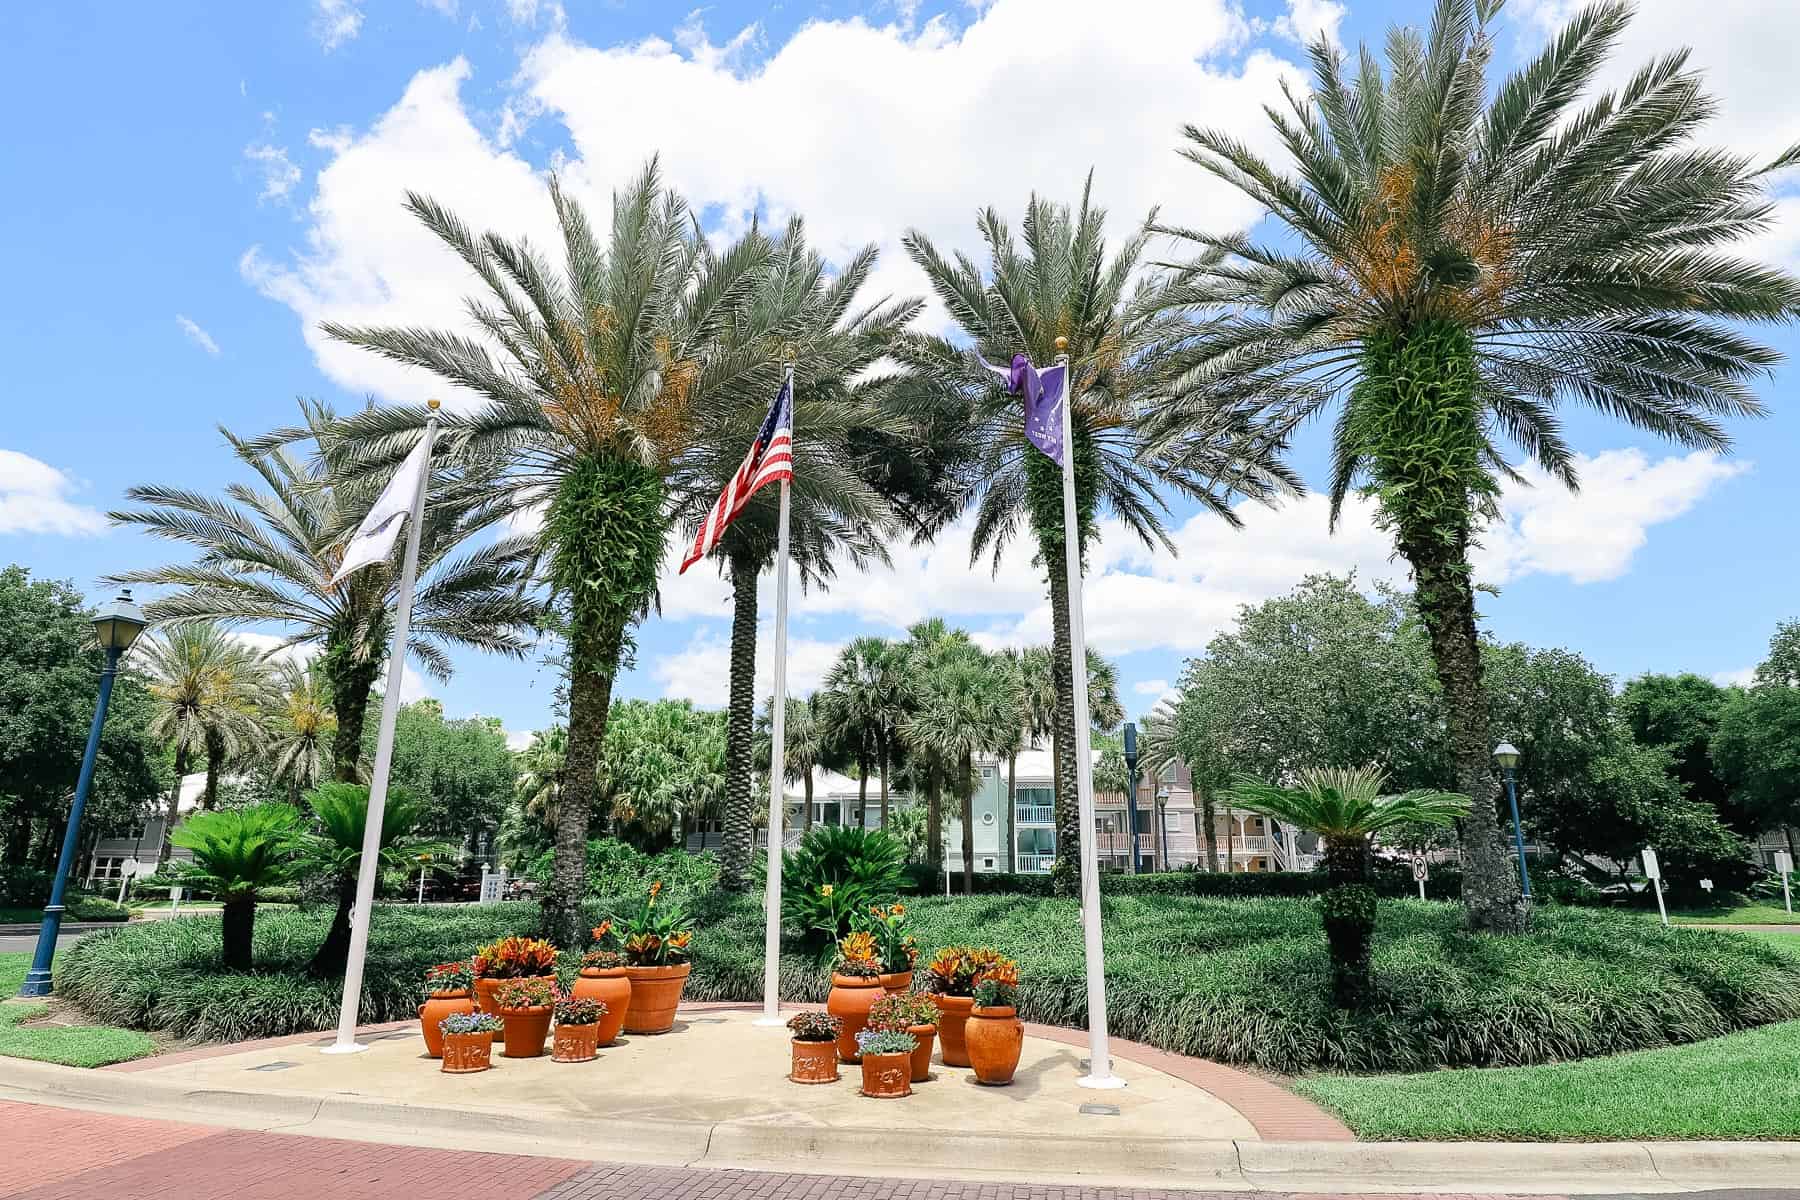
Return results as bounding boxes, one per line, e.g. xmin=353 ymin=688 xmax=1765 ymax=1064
xmin=3 ymin=1053 xmax=1798 ymax=1193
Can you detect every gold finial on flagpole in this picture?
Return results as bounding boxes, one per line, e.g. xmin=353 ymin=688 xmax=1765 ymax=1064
xmin=427 ymin=398 xmax=441 ymax=411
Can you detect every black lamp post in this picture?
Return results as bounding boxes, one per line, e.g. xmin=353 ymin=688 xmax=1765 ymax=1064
xmin=20 ymin=589 xmax=146 ymax=997
xmin=1493 ymin=740 xmax=1532 ymax=900
xmin=1123 ymin=722 xmax=1141 ymax=874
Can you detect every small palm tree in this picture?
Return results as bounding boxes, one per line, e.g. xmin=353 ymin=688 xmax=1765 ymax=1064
xmin=821 ymin=636 xmax=909 ymax=828
xmin=268 ymin=660 xmax=335 ymax=801
xmin=1151 ymin=0 xmax=1800 ymax=931
xmin=169 ymin=803 xmax=300 ymax=970
xmin=1228 ymin=767 xmax=1467 ymax=1006
xmin=138 ymin=623 xmax=272 ymax=864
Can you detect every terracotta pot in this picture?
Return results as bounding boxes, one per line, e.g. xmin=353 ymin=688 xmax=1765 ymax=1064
xmin=879 ymin=970 xmax=914 ymax=995
xmin=621 ymin=962 xmax=691 ymax=1034
xmin=572 ymin=967 xmax=632 ymax=1046
xmin=859 ymin=1050 xmax=913 ymax=1098
xmin=440 ymin=1030 xmax=494 ymax=1073
xmin=419 ymin=990 xmax=474 ymax=1059
xmin=552 ymin=1021 xmax=601 ymax=1063
xmin=498 ymin=1005 xmax=553 ymax=1057
xmin=789 ymin=1038 xmax=839 ymax=1084
xmin=826 ymin=973 xmax=884 ymax=1062
xmin=474 ymin=974 xmax=554 ymax=1014
xmin=965 ymin=1004 xmax=1024 ymax=1085
xmin=906 ymin=1023 xmax=937 ymax=1082
xmin=929 ymin=993 xmax=975 ymax=1067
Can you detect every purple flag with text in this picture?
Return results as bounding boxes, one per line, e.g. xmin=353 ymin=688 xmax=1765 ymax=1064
xmin=978 ymin=352 xmax=1065 ymax=464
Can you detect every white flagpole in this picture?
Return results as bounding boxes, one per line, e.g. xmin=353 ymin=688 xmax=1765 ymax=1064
xmin=754 ymin=359 xmax=795 ymax=1028
xmin=1054 ymin=338 xmax=1122 ymax=1090
xmin=323 ymin=399 xmax=439 ymax=1054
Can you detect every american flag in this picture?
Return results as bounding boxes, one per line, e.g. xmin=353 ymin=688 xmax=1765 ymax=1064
xmin=679 ymin=379 xmax=794 ymax=574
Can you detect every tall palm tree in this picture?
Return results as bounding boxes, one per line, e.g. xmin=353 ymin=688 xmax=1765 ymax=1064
xmin=137 ymin=623 xmax=272 ymax=864
xmin=902 ymin=644 xmax=1012 ymax=895
xmin=111 ymin=399 xmax=539 ymax=788
xmin=268 ymin=660 xmax=335 ymax=802
xmin=315 ymin=164 xmax=772 ymax=944
xmin=1148 ymin=0 xmax=1800 ymax=930
xmin=897 ymin=180 xmax=1298 ymax=894
xmin=681 ymin=221 xmax=917 ymax=891
xmin=821 ymin=635 xmax=909 ymax=829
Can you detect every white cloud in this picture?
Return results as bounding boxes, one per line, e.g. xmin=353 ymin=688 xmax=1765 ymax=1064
xmin=313 ymin=0 xmax=364 ymax=51
xmin=1712 ymin=666 xmax=1756 ymax=688
xmin=175 ymin=314 xmax=220 ymax=356
xmin=0 ymin=450 xmax=108 ymax=537
xmin=650 ymin=628 xmax=843 ymax=706
xmin=244 ymin=143 xmax=301 ymax=203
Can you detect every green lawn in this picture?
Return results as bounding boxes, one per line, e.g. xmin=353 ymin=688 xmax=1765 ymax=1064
xmin=1671 ymin=902 xmax=1800 ymax=926
xmin=0 ymin=952 xmax=156 ymax=1068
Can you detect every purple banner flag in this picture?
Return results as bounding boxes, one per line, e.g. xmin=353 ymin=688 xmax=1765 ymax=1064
xmin=977 ymin=352 xmax=1065 ymax=465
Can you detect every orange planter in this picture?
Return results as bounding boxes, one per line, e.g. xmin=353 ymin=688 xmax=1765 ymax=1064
xmin=474 ymin=974 xmax=554 ymax=1014
xmin=879 ymin=970 xmax=914 ymax=995
xmin=621 ymin=963 xmax=691 ymax=1034
xmin=906 ymin=1023 xmax=937 ymax=1082
xmin=499 ymin=1005 xmax=552 ymax=1057
xmin=964 ymin=1004 xmax=1023 ymax=1085
xmin=789 ymin=1038 xmax=839 ymax=1084
xmin=859 ymin=1050 xmax=912 ymax=1098
xmin=929 ymin=994 xmax=975 ymax=1067
xmin=826 ymin=974 xmax=884 ymax=1063
xmin=572 ymin=967 xmax=632 ymax=1046
xmin=440 ymin=1030 xmax=494 ymax=1073
xmin=552 ymin=1021 xmax=601 ymax=1063
xmin=419 ymin=990 xmax=474 ymax=1058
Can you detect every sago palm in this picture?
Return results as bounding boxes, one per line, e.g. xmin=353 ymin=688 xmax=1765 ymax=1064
xmin=1149 ymin=0 xmax=1800 ymax=931
xmin=896 ymin=178 xmax=1298 ymax=894
xmin=169 ymin=802 xmax=299 ymax=971
xmin=268 ymin=660 xmax=335 ymax=800
xmin=317 ymin=163 xmax=770 ymax=944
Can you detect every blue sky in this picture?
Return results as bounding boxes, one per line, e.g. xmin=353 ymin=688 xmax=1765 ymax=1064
xmin=3 ymin=0 xmax=1797 ymax=748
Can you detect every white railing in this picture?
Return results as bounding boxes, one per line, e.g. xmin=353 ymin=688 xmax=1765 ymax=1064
xmin=1014 ymin=804 xmax=1055 ymax=826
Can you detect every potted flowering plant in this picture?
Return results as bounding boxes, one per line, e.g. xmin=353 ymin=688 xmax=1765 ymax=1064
xmin=868 ymin=991 xmax=939 ymax=1083
xmin=825 ymin=931 xmax=884 ymax=1063
xmin=418 ymin=960 xmax=475 ymax=1058
xmin=551 ymin=992 xmax=606 ymax=1063
xmin=786 ymin=1011 xmax=841 ymax=1084
xmin=471 ymin=935 xmax=558 ymax=1013
xmin=855 ymin=1028 xmax=917 ymax=1099
xmin=493 ymin=976 xmax=556 ymax=1058
xmin=611 ymin=881 xmax=695 ymax=1034
xmin=862 ymin=902 xmax=917 ymax=993
xmin=439 ymin=1011 xmax=504 ymax=1073
xmin=920 ymin=946 xmax=1004 ymax=1067
xmin=965 ymin=958 xmax=1023 ymax=1085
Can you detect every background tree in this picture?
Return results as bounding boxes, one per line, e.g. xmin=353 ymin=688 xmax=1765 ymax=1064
xmin=1151 ymin=0 xmax=1800 ymax=932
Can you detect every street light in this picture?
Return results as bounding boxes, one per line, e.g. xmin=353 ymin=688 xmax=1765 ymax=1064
xmin=1493 ymin=741 xmax=1532 ymax=900
xmin=20 ymin=589 xmax=146 ymax=997
xmin=1122 ymin=722 xmax=1141 ymax=874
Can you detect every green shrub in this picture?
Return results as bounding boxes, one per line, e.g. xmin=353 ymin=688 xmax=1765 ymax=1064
xmin=781 ymin=826 xmax=906 ymax=945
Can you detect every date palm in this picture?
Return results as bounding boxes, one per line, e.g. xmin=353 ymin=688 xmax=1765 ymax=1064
xmin=896 ymin=179 xmax=1298 ymax=894
xmin=315 ymin=163 xmax=771 ymax=944
xmin=1149 ymin=0 xmax=1800 ymax=931
xmin=111 ymin=400 xmax=539 ymax=790
xmin=821 ymin=636 xmax=909 ymax=830
xmin=268 ymin=660 xmax=335 ymax=801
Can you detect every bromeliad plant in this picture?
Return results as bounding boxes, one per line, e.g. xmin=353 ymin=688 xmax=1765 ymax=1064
xmin=787 ymin=1011 xmax=841 ymax=1042
xmin=610 ymin=881 xmax=695 ymax=966
xmin=494 ymin=977 xmax=556 ymax=1011
xmin=473 ymin=936 xmax=559 ymax=980
xmin=423 ymin=961 xmax=475 ymax=996
xmin=868 ymin=992 xmax=938 ymax=1033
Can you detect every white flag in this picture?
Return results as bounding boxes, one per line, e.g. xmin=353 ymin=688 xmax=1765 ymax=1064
xmin=330 ymin=439 xmax=430 ymax=585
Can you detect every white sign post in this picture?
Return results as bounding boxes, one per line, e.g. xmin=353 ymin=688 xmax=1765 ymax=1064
xmin=1412 ymin=857 xmax=1429 ymax=901
xmin=1642 ymin=848 xmax=1668 ymax=927
xmin=1778 ymin=851 xmax=1794 ymax=915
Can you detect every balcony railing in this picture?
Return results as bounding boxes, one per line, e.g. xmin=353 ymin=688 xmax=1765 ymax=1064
xmin=1014 ymin=804 xmax=1055 ymax=826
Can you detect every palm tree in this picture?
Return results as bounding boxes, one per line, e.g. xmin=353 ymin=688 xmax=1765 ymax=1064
xmin=1149 ymin=0 xmax=1800 ymax=931
xmin=896 ymin=181 xmax=1297 ymax=895
xmin=681 ymin=221 xmax=917 ymax=890
xmin=110 ymin=399 xmax=539 ymax=788
xmin=1229 ymin=767 xmax=1467 ymax=1006
xmin=137 ymin=623 xmax=272 ymax=864
xmin=268 ymin=660 xmax=335 ymax=801
xmin=169 ymin=803 xmax=299 ymax=970
xmin=821 ymin=636 xmax=909 ymax=829
xmin=315 ymin=164 xmax=773 ymax=944
xmin=902 ymin=644 xmax=1012 ymax=896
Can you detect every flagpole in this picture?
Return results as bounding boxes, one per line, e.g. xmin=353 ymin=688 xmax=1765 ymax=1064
xmin=1054 ymin=337 xmax=1122 ymax=1090
xmin=754 ymin=357 xmax=796 ymax=1028
xmin=323 ymin=399 xmax=439 ymax=1054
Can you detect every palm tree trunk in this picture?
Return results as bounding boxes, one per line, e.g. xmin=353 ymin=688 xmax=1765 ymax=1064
xmin=961 ymin=751 xmax=976 ymax=896
xmin=157 ymin=745 xmax=192 ymax=867
xmin=1004 ymin=749 xmax=1018 ymax=873
xmin=220 ymin=896 xmax=256 ymax=971
xmin=720 ymin=555 xmax=759 ymax=891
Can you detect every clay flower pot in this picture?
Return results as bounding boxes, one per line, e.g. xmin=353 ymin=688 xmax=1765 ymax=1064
xmin=440 ymin=1030 xmax=494 ymax=1073
xmin=906 ymin=1023 xmax=937 ymax=1082
xmin=419 ymin=990 xmax=474 ymax=1059
xmin=621 ymin=962 xmax=691 ymax=1035
xmin=499 ymin=1005 xmax=553 ymax=1058
xmin=826 ymin=974 xmax=884 ymax=1063
xmin=572 ymin=967 xmax=632 ymax=1046
xmin=929 ymin=993 xmax=975 ymax=1067
xmin=964 ymin=1004 xmax=1024 ymax=1085
xmin=475 ymin=974 xmax=553 ymax=1015
xmin=859 ymin=1050 xmax=913 ymax=1099
xmin=789 ymin=1038 xmax=839 ymax=1084
xmin=879 ymin=970 xmax=914 ymax=995
xmin=552 ymin=1021 xmax=601 ymax=1063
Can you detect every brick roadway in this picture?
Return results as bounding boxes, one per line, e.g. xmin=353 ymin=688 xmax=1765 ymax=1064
xmin=3 ymin=1102 xmax=1796 ymax=1200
